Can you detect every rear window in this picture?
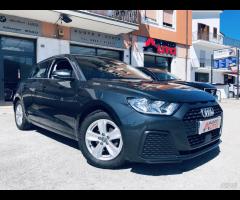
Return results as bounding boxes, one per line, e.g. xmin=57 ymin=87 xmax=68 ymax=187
xmin=75 ymin=56 xmax=152 ymax=81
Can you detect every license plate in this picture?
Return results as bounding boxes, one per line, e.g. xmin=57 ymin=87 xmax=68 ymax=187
xmin=198 ymin=117 xmax=222 ymax=134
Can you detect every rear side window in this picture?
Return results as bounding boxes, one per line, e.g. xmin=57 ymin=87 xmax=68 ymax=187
xmin=32 ymin=60 xmax=52 ymax=78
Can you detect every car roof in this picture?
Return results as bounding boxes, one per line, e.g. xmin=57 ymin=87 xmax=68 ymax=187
xmin=37 ymin=54 xmax=124 ymax=64
xmin=136 ymin=67 xmax=167 ymax=73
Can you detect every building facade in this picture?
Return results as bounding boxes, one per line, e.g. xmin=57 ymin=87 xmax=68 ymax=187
xmin=131 ymin=10 xmax=192 ymax=81
xmin=0 ymin=10 xmax=191 ymax=101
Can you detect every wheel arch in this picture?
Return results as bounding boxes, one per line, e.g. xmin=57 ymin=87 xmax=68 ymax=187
xmin=13 ymin=95 xmax=21 ymax=110
xmin=75 ymin=100 xmax=122 ymax=138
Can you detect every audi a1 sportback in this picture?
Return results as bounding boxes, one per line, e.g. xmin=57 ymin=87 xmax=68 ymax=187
xmin=13 ymin=55 xmax=223 ymax=169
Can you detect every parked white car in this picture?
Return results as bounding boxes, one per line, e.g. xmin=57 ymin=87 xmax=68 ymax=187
xmin=228 ymin=84 xmax=240 ymax=98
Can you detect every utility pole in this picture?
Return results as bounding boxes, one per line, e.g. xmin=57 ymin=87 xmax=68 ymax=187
xmin=237 ymin=48 xmax=239 ymax=100
xmin=129 ymin=33 xmax=132 ymax=65
xmin=211 ymin=54 xmax=213 ymax=84
xmin=185 ymin=10 xmax=189 ymax=81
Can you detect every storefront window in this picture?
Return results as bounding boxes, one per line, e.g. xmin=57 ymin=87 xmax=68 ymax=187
xmin=144 ymin=55 xmax=155 ymax=67
xmin=144 ymin=54 xmax=171 ymax=72
xmin=70 ymin=45 xmax=123 ymax=61
xmin=70 ymin=45 xmax=96 ymax=56
xmin=224 ymin=74 xmax=235 ymax=84
xmin=1 ymin=36 xmax=34 ymax=53
xmin=97 ymin=49 xmax=122 ymax=60
xmin=195 ymin=72 xmax=209 ymax=82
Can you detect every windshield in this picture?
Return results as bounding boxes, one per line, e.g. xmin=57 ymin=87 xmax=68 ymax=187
xmin=75 ymin=56 xmax=152 ymax=81
xmin=155 ymin=72 xmax=179 ymax=81
xmin=146 ymin=68 xmax=180 ymax=81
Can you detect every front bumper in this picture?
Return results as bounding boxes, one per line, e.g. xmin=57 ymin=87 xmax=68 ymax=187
xmin=117 ymin=100 xmax=223 ymax=164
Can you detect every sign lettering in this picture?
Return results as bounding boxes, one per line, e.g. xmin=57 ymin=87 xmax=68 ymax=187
xmin=0 ymin=14 xmax=41 ymax=36
xmin=143 ymin=38 xmax=176 ymax=56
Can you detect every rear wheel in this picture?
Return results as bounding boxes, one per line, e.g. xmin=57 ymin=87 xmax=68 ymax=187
xmin=14 ymin=101 xmax=32 ymax=130
xmin=78 ymin=111 xmax=125 ymax=169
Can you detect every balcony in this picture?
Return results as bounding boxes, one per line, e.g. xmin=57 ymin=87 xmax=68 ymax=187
xmin=192 ymin=32 xmax=227 ymax=49
xmin=191 ymin=58 xmax=231 ymax=72
xmin=0 ymin=10 xmax=139 ymax=35
xmin=53 ymin=10 xmax=140 ymax=35
xmin=84 ymin=10 xmax=139 ymax=24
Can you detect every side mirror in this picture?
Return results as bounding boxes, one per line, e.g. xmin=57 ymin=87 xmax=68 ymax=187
xmin=52 ymin=70 xmax=74 ymax=81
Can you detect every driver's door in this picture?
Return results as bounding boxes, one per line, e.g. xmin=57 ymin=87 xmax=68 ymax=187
xmin=40 ymin=57 xmax=79 ymax=137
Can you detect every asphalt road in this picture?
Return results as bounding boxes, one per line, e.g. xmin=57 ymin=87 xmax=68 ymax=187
xmin=0 ymin=100 xmax=240 ymax=190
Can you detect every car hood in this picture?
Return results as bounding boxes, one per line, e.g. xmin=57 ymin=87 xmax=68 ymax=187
xmin=88 ymin=79 xmax=216 ymax=103
xmin=174 ymin=81 xmax=216 ymax=90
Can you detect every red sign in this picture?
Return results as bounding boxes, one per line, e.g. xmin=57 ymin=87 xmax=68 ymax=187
xmin=144 ymin=38 xmax=176 ymax=56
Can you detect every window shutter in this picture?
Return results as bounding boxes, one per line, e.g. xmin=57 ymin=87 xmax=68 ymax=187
xmin=145 ymin=10 xmax=157 ymax=21
xmin=163 ymin=10 xmax=173 ymax=26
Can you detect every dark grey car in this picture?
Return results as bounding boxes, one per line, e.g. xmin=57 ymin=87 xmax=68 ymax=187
xmin=13 ymin=55 xmax=223 ymax=169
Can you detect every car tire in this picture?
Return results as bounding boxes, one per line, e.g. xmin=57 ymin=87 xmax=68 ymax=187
xmin=14 ymin=101 xmax=32 ymax=130
xmin=78 ymin=110 xmax=126 ymax=169
xmin=229 ymin=91 xmax=235 ymax=98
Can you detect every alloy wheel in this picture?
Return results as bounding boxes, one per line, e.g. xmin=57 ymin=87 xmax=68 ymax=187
xmin=85 ymin=119 xmax=123 ymax=161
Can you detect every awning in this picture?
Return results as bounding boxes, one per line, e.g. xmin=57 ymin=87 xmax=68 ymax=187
xmin=224 ymin=72 xmax=239 ymax=77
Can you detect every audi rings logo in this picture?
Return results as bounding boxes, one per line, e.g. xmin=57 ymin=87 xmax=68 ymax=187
xmin=201 ymin=107 xmax=215 ymax=118
xmin=0 ymin=16 xmax=7 ymax=23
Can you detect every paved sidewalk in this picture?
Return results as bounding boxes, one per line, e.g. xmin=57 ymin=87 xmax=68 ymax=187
xmin=0 ymin=100 xmax=239 ymax=190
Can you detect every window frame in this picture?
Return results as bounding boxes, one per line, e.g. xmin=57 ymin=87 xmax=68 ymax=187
xmin=199 ymin=50 xmax=206 ymax=68
xmin=141 ymin=10 xmax=176 ymax=31
xmin=70 ymin=44 xmax=124 ymax=61
xmin=162 ymin=10 xmax=174 ymax=28
xmin=195 ymin=72 xmax=209 ymax=82
xmin=213 ymin=27 xmax=218 ymax=39
xmin=48 ymin=57 xmax=78 ymax=80
xmin=144 ymin=10 xmax=159 ymax=25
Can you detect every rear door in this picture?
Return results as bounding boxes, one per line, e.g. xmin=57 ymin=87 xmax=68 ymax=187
xmin=28 ymin=59 xmax=53 ymax=122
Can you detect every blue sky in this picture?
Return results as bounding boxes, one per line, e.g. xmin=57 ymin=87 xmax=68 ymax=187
xmin=220 ymin=10 xmax=240 ymax=40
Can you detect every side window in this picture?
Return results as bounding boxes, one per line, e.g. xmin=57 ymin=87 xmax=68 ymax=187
xmin=50 ymin=58 xmax=74 ymax=79
xmin=31 ymin=60 xmax=52 ymax=78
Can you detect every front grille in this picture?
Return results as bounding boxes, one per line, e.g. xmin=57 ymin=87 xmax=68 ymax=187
xmin=183 ymin=105 xmax=222 ymax=147
xmin=183 ymin=105 xmax=222 ymax=122
xmin=187 ymin=129 xmax=220 ymax=147
xmin=141 ymin=132 xmax=177 ymax=159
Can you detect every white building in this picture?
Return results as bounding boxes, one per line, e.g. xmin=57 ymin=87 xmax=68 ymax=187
xmin=190 ymin=10 xmax=232 ymax=85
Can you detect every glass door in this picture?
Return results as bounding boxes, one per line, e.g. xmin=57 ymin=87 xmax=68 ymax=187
xmin=3 ymin=55 xmax=34 ymax=100
xmin=0 ymin=36 xmax=36 ymax=101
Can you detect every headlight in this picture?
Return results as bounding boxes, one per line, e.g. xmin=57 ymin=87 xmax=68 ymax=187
xmin=127 ymin=97 xmax=179 ymax=115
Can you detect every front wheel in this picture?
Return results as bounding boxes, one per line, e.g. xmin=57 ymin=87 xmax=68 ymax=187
xmin=78 ymin=111 xmax=125 ymax=169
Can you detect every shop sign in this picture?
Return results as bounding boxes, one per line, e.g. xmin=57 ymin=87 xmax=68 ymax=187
xmin=71 ymin=28 xmax=124 ymax=49
xmin=214 ymin=57 xmax=237 ymax=69
xmin=143 ymin=38 xmax=176 ymax=56
xmin=213 ymin=48 xmax=237 ymax=60
xmin=0 ymin=14 xmax=41 ymax=36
